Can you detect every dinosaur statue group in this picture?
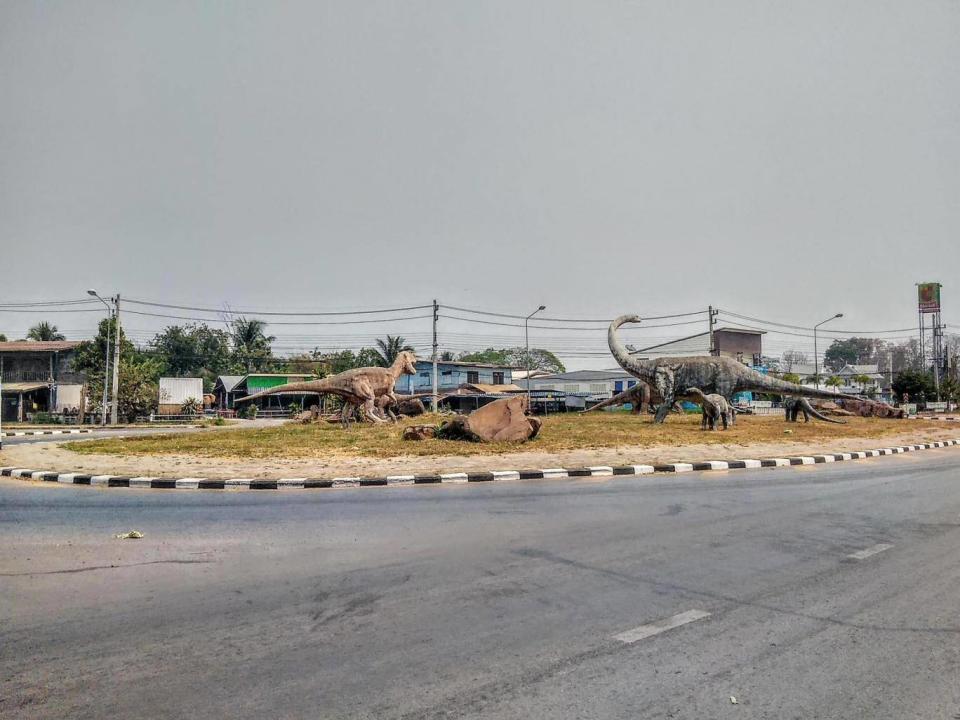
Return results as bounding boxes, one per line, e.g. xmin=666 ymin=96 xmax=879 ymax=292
xmin=608 ymin=315 xmax=864 ymax=425
xmin=234 ymin=351 xmax=418 ymax=428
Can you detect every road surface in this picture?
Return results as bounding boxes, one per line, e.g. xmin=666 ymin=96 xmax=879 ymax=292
xmin=2 ymin=449 xmax=960 ymax=719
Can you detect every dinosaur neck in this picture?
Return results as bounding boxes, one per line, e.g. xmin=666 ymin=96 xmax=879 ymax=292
xmin=388 ymin=357 xmax=406 ymax=380
xmin=608 ymin=315 xmax=653 ymax=380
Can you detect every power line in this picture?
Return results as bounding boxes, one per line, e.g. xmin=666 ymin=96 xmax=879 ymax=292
xmin=123 ymin=309 xmax=433 ymax=325
xmin=124 ymin=298 xmax=433 ymax=316
xmin=444 ymin=304 xmax=706 ymax=322
xmin=719 ymin=309 xmax=918 ymax=335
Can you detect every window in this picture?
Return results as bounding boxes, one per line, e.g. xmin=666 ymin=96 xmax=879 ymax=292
xmin=589 ymin=383 xmax=606 ymax=393
xmin=467 ymin=371 xmax=479 ymax=383
xmin=493 ymin=371 xmax=504 ymax=384
xmin=565 ymin=383 xmax=581 ymax=393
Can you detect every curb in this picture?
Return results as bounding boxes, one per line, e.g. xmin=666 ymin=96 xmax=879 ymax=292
xmin=2 ymin=439 xmax=958 ymax=491
xmin=2 ymin=429 xmax=96 ymax=438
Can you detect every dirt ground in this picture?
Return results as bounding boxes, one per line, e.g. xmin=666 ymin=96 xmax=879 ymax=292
xmin=2 ymin=414 xmax=957 ymax=479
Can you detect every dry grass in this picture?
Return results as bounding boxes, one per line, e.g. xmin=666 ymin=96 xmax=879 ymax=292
xmin=64 ymin=412 xmax=932 ymax=460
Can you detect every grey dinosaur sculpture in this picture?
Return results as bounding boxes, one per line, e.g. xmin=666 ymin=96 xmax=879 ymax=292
xmin=686 ymin=387 xmax=733 ymax=430
xmin=608 ymin=315 xmax=862 ymax=424
xmin=579 ymin=381 xmax=682 ymax=415
xmin=783 ymin=397 xmax=845 ymax=424
xmin=234 ymin=351 xmax=417 ymax=428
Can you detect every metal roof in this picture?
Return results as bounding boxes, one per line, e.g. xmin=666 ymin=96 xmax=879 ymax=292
xmin=214 ymin=375 xmax=244 ymax=392
xmin=527 ymin=369 xmax=633 ymax=382
xmin=1 ymin=381 xmax=49 ymax=392
xmin=0 ymin=341 xmax=82 ymax=353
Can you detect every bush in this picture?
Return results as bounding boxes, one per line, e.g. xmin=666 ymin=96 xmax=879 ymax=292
xmin=180 ymin=397 xmax=203 ymax=416
xmin=241 ymin=404 xmax=258 ymax=420
xmin=30 ymin=412 xmax=62 ymax=425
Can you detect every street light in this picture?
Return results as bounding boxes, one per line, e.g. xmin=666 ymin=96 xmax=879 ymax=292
xmin=88 ymin=289 xmax=113 ymax=426
xmin=813 ymin=313 xmax=843 ymax=389
xmin=525 ymin=305 xmax=546 ymax=407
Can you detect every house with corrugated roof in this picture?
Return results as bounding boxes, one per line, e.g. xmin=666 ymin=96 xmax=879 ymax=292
xmin=0 ymin=340 xmax=86 ymax=421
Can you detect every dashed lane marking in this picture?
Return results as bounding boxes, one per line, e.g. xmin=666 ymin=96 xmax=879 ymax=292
xmin=613 ymin=609 xmax=711 ymax=644
xmin=847 ymin=543 xmax=894 ymax=560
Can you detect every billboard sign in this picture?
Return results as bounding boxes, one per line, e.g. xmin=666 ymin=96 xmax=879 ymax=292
xmin=918 ymin=282 xmax=941 ymax=313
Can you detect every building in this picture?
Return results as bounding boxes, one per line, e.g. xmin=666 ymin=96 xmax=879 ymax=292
xmin=213 ymin=375 xmax=245 ymax=410
xmin=0 ymin=341 xmax=86 ymax=422
xmin=522 ymin=369 xmax=638 ymax=409
xmin=395 ymin=360 xmax=513 ymax=395
xmin=836 ymin=364 xmax=885 ymax=395
xmin=228 ymin=373 xmax=316 ymax=412
xmin=158 ymin=377 xmax=205 ymax=415
xmin=631 ymin=327 xmax=766 ymax=365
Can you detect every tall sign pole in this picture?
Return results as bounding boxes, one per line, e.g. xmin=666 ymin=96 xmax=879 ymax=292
xmin=110 ymin=295 xmax=122 ymax=424
xmin=917 ymin=283 xmax=943 ymax=401
xmin=431 ymin=299 xmax=439 ymax=413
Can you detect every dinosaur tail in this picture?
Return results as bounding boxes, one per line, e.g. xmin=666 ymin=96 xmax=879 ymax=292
xmin=799 ymin=398 xmax=846 ymax=424
xmin=608 ymin=315 xmax=646 ymax=377
xmin=744 ymin=371 xmax=861 ymax=402
xmin=234 ymin=378 xmax=332 ymax=404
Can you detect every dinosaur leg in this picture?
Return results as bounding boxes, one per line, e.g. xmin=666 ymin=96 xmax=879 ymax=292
xmin=652 ymin=369 xmax=675 ymax=424
xmin=341 ymin=402 xmax=355 ymax=429
xmin=700 ymin=410 xmax=708 ymax=430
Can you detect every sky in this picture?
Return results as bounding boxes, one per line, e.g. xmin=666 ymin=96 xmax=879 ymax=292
xmin=1 ymin=1 xmax=958 ymax=369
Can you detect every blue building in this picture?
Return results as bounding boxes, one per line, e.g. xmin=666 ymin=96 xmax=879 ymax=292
xmin=396 ymin=360 xmax=514 ymax=394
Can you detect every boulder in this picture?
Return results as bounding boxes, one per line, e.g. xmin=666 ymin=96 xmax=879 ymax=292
xmin=402 ymin=425 xmax=437 ymax=441
xmin=837 ymin=398 xmax=905 ymax=418
xmin=435 ymin=396 xmax=541 ymax=443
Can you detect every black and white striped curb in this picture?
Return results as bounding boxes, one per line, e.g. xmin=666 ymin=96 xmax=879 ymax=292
xmin=3 ymin=439 xmax=958 ymax=490
xmin=2 ymin=429 xmax=96 ymax=438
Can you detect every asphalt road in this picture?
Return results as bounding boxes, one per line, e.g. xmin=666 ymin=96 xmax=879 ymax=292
xmin=2 ymin=450 xmax=960 ymax=719
xmin=0 ymin=427 xmax=200 ymax=446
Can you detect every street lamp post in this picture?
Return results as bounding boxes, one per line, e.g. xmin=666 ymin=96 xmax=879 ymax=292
xmin=525 ymin=305 xmax=546 ymax=408
xmin=87 ymin=290 xmax=113 ymax=426
xmin=814 ymin=313 xmax=843 ymax=390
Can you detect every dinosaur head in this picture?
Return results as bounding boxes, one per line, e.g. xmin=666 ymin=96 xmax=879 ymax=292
xmin=684 ymin=387 xmax=704 ymax=397
xmin=395 ymin=350 xmax=417 ymax=375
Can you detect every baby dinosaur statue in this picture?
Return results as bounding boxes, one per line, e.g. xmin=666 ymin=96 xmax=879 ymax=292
xmin=234 ymin=351 xmax=417 ymax=428
xmin=686 ymin=387 xmax=733 ymax=430
xmin=609 ymin=315 xmax=862 ymax=424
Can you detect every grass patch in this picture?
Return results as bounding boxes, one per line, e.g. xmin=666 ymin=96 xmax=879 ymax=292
xmin=63 ymin=413 xmax=932 ymax=460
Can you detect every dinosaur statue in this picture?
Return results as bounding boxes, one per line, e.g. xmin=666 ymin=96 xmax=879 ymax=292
xmin=579 ymin=381 xmax=682 ymax=415
xmin=783 ymin=397 xmax=845 ymax=424
xmin=608 ymin=315 xmax=862 ymax=424
xmin=234 ymin=351 xmax=417 ymax=428
xmin=686 ymin=387 xmax=733 ymax=430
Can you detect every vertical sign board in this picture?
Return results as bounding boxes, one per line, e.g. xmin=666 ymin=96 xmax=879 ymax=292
xmin=918 ymin=283 xmax=941 ymax=313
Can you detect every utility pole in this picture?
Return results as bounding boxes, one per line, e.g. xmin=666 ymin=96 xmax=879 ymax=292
xmin=110 ymin=294 xmax=121 ymax=424
xmin=708 ymin=306 xmax=719 ymax=355
xmin=87 ymin=290 xmax=113 ymax=425
xmin=813 ymin=312 xmax=843 ymax=390
xmin=431 ymin=299 xmax=439 ymax=413
xmin=525 ymin=305 xmax=546 ymax=407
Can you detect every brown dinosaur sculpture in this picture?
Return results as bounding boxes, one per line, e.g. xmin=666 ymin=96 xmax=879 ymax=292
xmin=234 ymin=351 xmax=417 ymax=428
xmin=609 ymin=315 xmax=862 ymax=424
xmin=686 ymin=387 xmax=733 ymax=430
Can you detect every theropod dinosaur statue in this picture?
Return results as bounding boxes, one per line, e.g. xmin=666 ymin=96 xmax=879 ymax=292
xmin=608 ymin=315 xmax=862 ymax=424
xmin=235 ymin=351 xmax=417 ymax=428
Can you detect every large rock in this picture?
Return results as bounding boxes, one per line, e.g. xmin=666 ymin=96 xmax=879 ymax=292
xmin=436 ymin=396 xmax=541 ymax=443
xmin=402 ymin=425 xmax=437 ymax=441
xmin=837 ymin=398 xmax=905 ymax=418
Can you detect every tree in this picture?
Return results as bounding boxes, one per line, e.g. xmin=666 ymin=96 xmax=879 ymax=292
xmin=27 ymin=322 xmax=65 ymax=341
xmin=457 ymin=347 xmax=566 ymax=374
xmin=281 ymin=349 xmax=328 ymax=376
xmin=853 ymin=374 xmax=872 ymax=394
xmin=373 ymin=335 xmax=414 ymax=367
xmin=74 ymin=317 xmax=159 ymax=417
xmin=0 ymin=333 xmax=6 ymax=342
xmin=892 ymin=370 xmax=935 ymax=402
xmin=151 ymin=324 xmax=233 ymax=390
xmin=781 ymin=373 xmax=802 ymax=385
xmin=825 ymin=375 xmax=843 ymax=392
xmin=440 ymin=351 xmax=455 ymax=361
xmin=781 ymin=350 xmax=809 ymax=372
xmin=823 ymin=337 xmax=889 ymax=372
xmin=230 ymin=317 xmax=275 ymax=372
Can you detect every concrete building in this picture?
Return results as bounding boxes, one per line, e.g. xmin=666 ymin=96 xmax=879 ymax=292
xmin=0 ymin=341 xmax=86 ymax=422
xmin=396 ymin=360 xmax=513 ymax=395
xmin=631 ymin=327 xmax=766 ymax=365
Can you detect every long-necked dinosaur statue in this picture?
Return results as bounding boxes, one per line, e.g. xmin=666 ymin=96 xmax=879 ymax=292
xmin=608 ymin=315 xmax=861 ymax=423
xmin=784 ymin=397 xmax=844 ymax=424
xmin=579 ymin=381 xmax=683 ymax=415
xmin=234 ymin=351 xmax=417 ymax=428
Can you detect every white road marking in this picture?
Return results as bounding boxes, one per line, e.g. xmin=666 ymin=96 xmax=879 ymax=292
xmin=613 ymin=609 xmax=711 ymax=644
xmin=848 ymin=543 xmax=894 ymax=560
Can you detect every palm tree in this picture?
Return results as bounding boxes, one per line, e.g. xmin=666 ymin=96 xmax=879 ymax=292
xmin=230 ymin=317 xmax=275 ymax=372
xmin=853 ymin=374 xmax=871 ymax=394
xmin=825 ymin=375 xmax=843 ymax=393
xmin=27 ymin=322 xmax=65 ymax=341
xmin=373 ymin=335 xmax=413 ymax=367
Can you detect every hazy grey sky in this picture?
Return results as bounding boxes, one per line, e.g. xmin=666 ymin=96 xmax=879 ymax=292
xmin=2 ymin=1 xmax=957 ymax=368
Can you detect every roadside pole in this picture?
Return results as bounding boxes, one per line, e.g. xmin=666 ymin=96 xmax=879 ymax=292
xmin=110 ymin=295 xmax=121 ymax=425
xmin=0 ymin=376 xmax=3 ymax=451
xmin=431 ymin=299 xmax=439 ymax=413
